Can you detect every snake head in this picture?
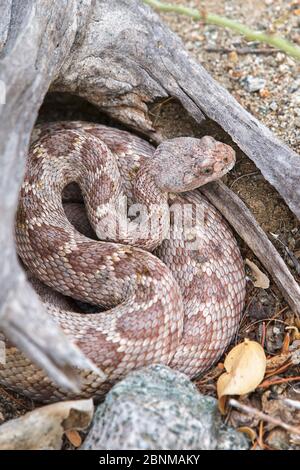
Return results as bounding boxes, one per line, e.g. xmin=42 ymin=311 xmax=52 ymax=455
xmin=153 ymin=136 xmax=236 ymax=192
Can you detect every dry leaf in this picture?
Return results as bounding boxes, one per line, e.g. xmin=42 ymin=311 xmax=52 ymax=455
xmin=218 ymin=395 xmax=228 ymax=414
xmin=217 ymin=339 xmax=266 ymax=408
xmin=0 ymin=399 xmax=93 ymax=450
xmin=245 ymin=259 xmax=270 ymax=289
xmin=237 ymin=426 xmax=257 ymax=443
xmin=65 ymin=429 xmax=82 ymax=448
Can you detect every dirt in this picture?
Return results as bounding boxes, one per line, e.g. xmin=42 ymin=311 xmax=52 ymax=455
xmin=160 ymin=0 xmax=300 ymax=149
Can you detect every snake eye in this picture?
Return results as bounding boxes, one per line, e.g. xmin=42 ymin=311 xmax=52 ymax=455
xmin=202 ymin=167 xmax=213 ymax=175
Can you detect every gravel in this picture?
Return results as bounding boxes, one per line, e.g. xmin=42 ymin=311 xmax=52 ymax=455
xmin=159 ymin=0 xmax=300 ymax=152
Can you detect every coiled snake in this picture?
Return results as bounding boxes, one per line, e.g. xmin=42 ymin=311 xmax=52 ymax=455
xmin=1 ymin=122 xmax=246 ymax=402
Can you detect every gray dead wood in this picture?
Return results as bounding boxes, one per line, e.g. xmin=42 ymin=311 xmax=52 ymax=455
xmin=53 ymin=0 xmax=300 ymax=219
xmin=0 ymin=0 xmax=102 ymax=392
xmin=0 ymin=0 xmax=299 ymax=391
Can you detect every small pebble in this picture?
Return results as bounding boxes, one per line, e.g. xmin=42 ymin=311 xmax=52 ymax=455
xmin=259 ymin=89 xmax=270 ymax=98
xmin=241 ymin=76 xmax=266 ymax=93
xmin=273 ymin=326 xmax=281 ymax=334
xmin=289 ymin=79 xmax=300 ymax=93
xmin=269 ymin=101 xmax=278 ymax=111
xmin=279 ymin=64 xmax=289 ymax=73
xmin=292 ymin=93 xmax=300 ymax=105
xmin=276 ymin=52 xmax=285 ymax=63
xmin=228 ymin=51 xmax=238 ymax=63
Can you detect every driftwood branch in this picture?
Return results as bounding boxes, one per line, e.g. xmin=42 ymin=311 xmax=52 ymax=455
xmin=0 ymin=0 xmax=101 ymax=391
xmin=54 ymin=0 xmax=300 ymax=220
xmin=0 ymin=0 xmax=299 ymax=391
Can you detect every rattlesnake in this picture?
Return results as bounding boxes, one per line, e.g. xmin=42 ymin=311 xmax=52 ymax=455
xmin=1 ymin=122 xmax=246 ymax=402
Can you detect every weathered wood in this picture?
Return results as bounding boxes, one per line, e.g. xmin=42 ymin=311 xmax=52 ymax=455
xmin=0 ymin=0 xmax=103 ymax=391
xmin=200 ymin=182 xmax=300 ymax=316
xmin=0 ymin=0 xmax=299 ymax=391
xmin=54 ymin=0 xmax=300 ymax=219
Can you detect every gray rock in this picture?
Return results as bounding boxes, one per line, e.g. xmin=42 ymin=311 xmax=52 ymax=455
xmin=269 ymin=101 xmax=278 ymax=111
xmin=81 ymin=365 xmax=249 ymax=450
xmin=241 ymin=75 xmax=266 ymax=93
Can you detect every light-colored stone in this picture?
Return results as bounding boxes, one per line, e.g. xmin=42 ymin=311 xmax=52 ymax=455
xmin=242 ymin=75 xmax=266 ymax=93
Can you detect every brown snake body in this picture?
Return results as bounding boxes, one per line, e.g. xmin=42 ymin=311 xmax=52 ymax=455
xmin=1 ymin=122 xmax=246 ymax=402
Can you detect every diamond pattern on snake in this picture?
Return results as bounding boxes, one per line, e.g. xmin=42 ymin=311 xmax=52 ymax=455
xmin=1 ymin=122 xmax=246 ymax=402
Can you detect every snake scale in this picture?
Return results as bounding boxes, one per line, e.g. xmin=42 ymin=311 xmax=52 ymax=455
xmin=0 ymin=122 xmax=246 ymax=402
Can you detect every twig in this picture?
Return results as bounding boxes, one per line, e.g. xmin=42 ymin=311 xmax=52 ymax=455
xmin=228 ymin=398 xmax=300 ymax=435
xmin=196 ymin=366 xmax=223 ymax=385
xmin=259 ymin=375 xmax=300 ymax=388
xmin=150 ymin=97 xmax=175 ymax=125
xmin=265 ymin=360 xmax=293 ymax=379
xmin=240 ymin=312 xmax=289 ymax=335
xmin=0 ymin=385 xmax=33 ymax=411
xmin=257 ymin=420 xmax=265 ymax=449
xmin=229 ymin=172 xmax=260 ymax=189
xmin=204 ymin=47 xmax=281 ymax=55
xmin=266 ymin=306 xmax=289 ymax=329
xmin=282 ymin=398 xmax=300 ymax=410
xmin=260 ymin=321 xmax=266 ymax=348
xmin=144 ymin=0 xmax=300 ymax=60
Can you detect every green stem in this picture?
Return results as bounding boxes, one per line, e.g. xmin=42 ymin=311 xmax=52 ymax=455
xmin=144 ymin=0 xmax=300 ymax=61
